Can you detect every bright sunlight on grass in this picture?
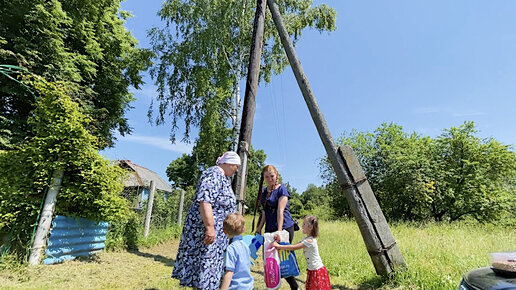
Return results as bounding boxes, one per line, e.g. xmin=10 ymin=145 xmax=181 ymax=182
xmin=1 ymin=218 xmax=514 ymax=289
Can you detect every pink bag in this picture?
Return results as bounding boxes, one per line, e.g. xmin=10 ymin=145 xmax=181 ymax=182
xmin=263 ymin=230 xmax=290 ymax=290
xmin=264 ymin=247 xmax=281 ymax=289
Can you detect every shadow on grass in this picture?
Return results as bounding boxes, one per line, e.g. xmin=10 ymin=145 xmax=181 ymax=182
xmin=250 ymin=268 xmax=306 ymax=286
xmin=129 ymin=250 xmax=175 ymax=267
xmin=332 ymin=276 xmax=387 ymax=290
xmin=252 ymin=268 xmax=386 ymax=290
xmin=75 ymin=254 xmax=102 ymax=263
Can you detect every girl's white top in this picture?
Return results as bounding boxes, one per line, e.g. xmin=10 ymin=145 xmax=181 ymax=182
xmin=301 ymin=236 xmax=324 ymax=270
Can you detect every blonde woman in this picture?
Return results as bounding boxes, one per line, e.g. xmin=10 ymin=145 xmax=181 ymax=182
xmin=254 ymin=164 xmax=298 ymax=289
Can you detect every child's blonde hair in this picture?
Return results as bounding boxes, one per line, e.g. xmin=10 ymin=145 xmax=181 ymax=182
xmin=224 ymin=213 xmax=245 ymax=236
xmin=304 ymin=215 xmax=319 ymax=238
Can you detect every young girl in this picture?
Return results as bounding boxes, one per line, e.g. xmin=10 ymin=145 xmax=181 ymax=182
xmin=271 ymin=215 xmax=331 ymax=290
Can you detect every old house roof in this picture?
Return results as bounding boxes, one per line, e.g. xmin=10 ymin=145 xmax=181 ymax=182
xmin=116 ymin=160 xmax=173 ymax=193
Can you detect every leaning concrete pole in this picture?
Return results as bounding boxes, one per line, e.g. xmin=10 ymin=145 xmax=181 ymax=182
xmin=144 ymin=180 xmax=156 ymax=238
xmin=177 ymin=189 xmax=185 ymax=225
xmin=267 ymin=0 xmax=407 ymax=275
xmin=232 ymin=0 xmax=267 ymax=215
xmin=28 ymin=168 xmax=64 ymax=265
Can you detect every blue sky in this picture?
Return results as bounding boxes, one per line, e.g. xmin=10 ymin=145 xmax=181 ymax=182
xmin=101 ymin=0 xmax=516 ymax=193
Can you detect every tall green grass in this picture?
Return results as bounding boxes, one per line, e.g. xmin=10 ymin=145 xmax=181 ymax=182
xmin=307 ymin=219 xmax=515 ymax=289
xmin=136 ymin=225 xmax=182 ymax=249
xmin=1 ymin=218 xmax=513 ymax=289
xmin=245 ymin=216 xmax=514 ymax=289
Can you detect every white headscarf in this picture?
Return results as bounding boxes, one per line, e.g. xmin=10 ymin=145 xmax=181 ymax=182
xmin=216 ymin=151 xmax=241 ymax=165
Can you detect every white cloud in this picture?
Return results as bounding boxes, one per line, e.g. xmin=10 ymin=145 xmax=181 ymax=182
xmin=124 ymin=135 xmax=193 ymax=154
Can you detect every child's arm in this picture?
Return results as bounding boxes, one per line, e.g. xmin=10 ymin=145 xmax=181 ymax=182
xmin=271 ymin=241 xmax=305 ymax=251
xmin=220 ymin=270 xmax=234 ymax=290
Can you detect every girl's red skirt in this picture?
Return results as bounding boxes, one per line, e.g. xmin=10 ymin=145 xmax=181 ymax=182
xmin=305 ymin=265 xmax=331 ymax=290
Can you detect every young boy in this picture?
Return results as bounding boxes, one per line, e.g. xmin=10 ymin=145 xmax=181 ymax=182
xmin=220 ymin=213 xmax=254 ymax=290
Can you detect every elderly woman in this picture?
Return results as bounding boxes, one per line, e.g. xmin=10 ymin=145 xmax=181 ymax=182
xmin=255 ymin=164 xmax=299 ymax=290
xmin=172 ymin=151 xmax=240 ymax=289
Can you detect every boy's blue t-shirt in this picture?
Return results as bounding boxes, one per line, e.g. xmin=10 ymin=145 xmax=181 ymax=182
xmin=225 ymin=235 xmax=254 ymax=290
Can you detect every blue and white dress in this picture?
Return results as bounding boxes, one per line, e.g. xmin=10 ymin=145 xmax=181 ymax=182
xmin=172 ymin=166 xmax=236 ymax=289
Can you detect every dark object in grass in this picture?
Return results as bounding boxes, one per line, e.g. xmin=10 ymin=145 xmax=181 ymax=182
xmin=458 ymin=267 xmax=516 ymax=289
xmin=491 ymin=267 xmax=516 ymax=278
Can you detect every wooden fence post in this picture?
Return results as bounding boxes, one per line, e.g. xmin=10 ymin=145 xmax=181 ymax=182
xmin=143 ymin=180 xmax=156 ymax=238
xmin=177 ymin=189 xmax=185 ymax=225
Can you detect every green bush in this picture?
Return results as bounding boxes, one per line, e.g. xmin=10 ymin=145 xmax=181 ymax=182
xmin=105 ymin=211 xmax=140 ymax=251
xmin=105 ymin=187 xmax=193 ymax=251
xmin=0 ymin=78 xmax=128 ymax=259
xmin=322 ymin=122 xmax=516 ymax=223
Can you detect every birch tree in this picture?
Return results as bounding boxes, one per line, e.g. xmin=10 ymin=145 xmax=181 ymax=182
xmin=148 ymin=0 xmax=336 ymax=148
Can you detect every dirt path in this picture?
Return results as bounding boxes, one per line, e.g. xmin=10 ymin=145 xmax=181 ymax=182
xmin=0 ymin=240 xmax=303 ymax=289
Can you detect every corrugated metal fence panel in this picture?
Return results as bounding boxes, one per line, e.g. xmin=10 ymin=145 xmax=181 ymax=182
xmin=43 ymin=215 xmax=109 ymax=265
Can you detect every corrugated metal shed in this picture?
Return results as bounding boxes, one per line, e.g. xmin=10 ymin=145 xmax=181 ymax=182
xmin=43 ymin=215 xmax=109 ymax=265
xmin=117 ymin=160 xmax=172 ymax=193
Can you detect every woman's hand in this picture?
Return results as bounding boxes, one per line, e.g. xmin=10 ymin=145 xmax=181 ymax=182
xmin=255 ymin=210 xmax=265 ymax=236
xmin=199 ymin=202 xmax=215 ymax=245
xmin=204 ymin=226 xmax=215 ymax=245
xmin=271 ymin=241 xmax=280 ymax=248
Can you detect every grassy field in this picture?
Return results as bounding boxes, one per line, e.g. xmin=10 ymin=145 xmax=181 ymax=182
xmin=0 ymin=219 xmax=514 ymax=289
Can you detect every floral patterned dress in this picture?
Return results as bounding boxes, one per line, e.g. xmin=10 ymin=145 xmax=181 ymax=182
xmin=172 ymin=166 xmax=236 ymax=289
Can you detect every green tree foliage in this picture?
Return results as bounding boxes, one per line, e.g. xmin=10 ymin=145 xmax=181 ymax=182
xmin=301 ymin=184 xmax=330 ymax=209
xmin=432 ymin=122 xmax=516 ymax=222
xmin=341 ymin=124 xmax=436 ymax=221
xmin=148 ymin=0 xmax=337 ymax=144
xmin=299 ymin=184 xmax=333 ymax=220
xmin=0 ymin=0 xmax=152 ymax=148
xmin=284 ymin=183 xmax=302 ymax=218
xmin=0 ymin=115 xmax=11 ymax=149
xmin=166 ymin=154 xmax=199 ymax=189
xmin=191 ymin=96 xmax=233 ymax=171
xmin=167 ymin=146 xmax=266 ymax=188
xmin=144 ymin=191 xmax=178 ymax=229
xmin=0 ymin=78 xmax=128 ymax=257
xmin=243 ymin=148 xmax=267 ymax=211
xmin=167 ymin=144 xmax=267 ymax=215
xmin=166 ymin=96 xmax=234 ymax=188
xmin=320 ymin=122 xmax=516 ymax=223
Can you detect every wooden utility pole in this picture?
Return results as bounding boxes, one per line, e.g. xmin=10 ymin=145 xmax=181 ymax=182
xmin=267 ymin=0 xmax=407 ymax=275
xmin=232 ymin=0 xmax=267 ymax=214
xmin=29 ymin=168 xmax=64 ymax=265
xmin=143 ymin=180 xmax=156 ymax=238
